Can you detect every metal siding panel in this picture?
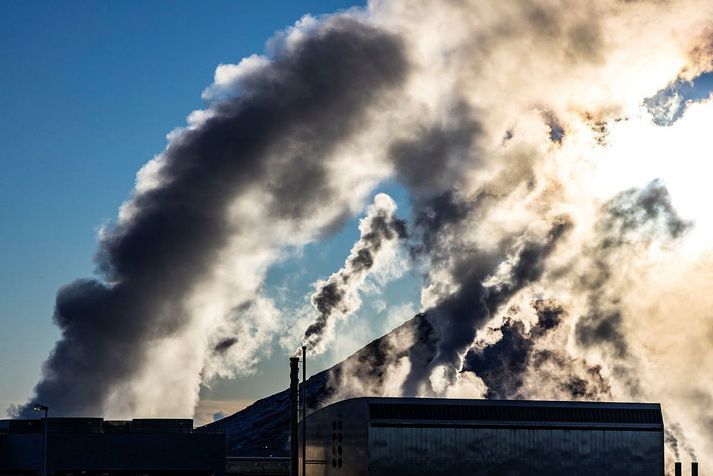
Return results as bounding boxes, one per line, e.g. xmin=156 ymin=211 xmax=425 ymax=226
xmin=368 ymin=426 xmax=663 ymax=476
xmin=306 ymin=398 xmax=664 ymax=475
xmin=306 ymin=399 xmax=369 ymax=476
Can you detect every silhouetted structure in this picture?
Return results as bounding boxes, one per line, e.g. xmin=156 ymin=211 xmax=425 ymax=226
xmin=290 ymin=357 xmax=299 ymax=476
xmin=0 ymin=418 xmax=225 ymax=476
xmin=300 ymin=397 xmax=665 ymax=476
xmin=675 ymin=462 xmax=700 ymax=476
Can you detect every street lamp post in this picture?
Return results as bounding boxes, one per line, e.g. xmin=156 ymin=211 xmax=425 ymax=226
xmin=32 ymin=404 xmax=48 ymax=476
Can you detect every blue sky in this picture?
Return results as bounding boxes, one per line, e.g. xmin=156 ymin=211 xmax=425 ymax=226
xmin=0 ymin=0 xmax=424 ymax=416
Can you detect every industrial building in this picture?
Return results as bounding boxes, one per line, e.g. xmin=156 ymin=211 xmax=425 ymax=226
xmin=0 ymin=417 xmax=225 ymax=476
xmin=299 ymin=397 xmax=665 ymax=476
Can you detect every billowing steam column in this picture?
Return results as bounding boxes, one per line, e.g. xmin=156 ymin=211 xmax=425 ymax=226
xmin=290 ymin=357 xmax=299 ymax=476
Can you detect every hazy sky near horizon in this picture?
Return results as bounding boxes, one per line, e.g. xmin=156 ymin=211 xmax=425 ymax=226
xmin=0 ymin=0 xmax=422 ymax=421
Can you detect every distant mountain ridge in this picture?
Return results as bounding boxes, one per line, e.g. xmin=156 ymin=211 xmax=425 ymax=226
xmin=204 ymin=313 xmax=437 ymax=456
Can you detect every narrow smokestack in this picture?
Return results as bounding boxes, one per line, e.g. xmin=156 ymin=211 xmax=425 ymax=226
xmin=302 ymin=345 xmax=307 ymax=476
xmin=290 ymin=357 xmax=299 ymax=476
xmin=675 ymin=462 xmax=682 ymax=476
xmin=692 ymin=462 xmax=698 ymax=476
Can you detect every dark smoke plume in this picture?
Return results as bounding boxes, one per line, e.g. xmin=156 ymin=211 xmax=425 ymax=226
xmin=463 ymin=299 xmax=611 ymax=400
xmin=389 ymin=102 xmax=481 ymax=198
xmin=401 ymin=213 xmax=573 ymax=395
xmin=303 ymin=193 xmax=407 ymax=354
xmin=15 ymin=16 xmax=407 ymax=417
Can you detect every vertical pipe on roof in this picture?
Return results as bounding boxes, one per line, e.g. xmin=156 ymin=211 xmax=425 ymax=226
xmin=290 ymin=357 xmax=299 ymax=476
xmin=675 ymin=462 xmax=682 ymax=476
xmin=692 ymin=462 xmax=698 ymax=476
xmin=302 ymin=346 xmax=307 ymax=476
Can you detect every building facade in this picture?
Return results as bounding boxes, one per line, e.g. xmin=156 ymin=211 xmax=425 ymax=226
xmin=0 ymin=418 xmax=225 ymax=476
xmin=301 ymin=397 xmax=665 ymax=476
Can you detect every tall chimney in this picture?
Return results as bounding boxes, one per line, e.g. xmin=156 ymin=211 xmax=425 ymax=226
xmin=302 ymin=346 xmax=307 ymax=476
xmin=290 ymin=357 xmax=299 ymax=476
xmin=692 ymin=462 xmax=698 ymax=476
xmin=675 ymin=462 xmax=682 ymax=476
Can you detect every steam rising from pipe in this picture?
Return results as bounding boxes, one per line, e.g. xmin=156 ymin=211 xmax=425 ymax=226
xmin=302 ymin=193 xmax=407 ymax=355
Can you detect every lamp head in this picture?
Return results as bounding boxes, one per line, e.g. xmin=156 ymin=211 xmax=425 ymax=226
xmin=32 ymin=404 xmax=48 ymax=412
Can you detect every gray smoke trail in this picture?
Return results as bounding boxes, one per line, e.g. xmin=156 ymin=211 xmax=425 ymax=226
xmin=14 ymin=16 xmax=408 ymax=418
xmin=665 ymin=428 xmax=682 ymax=461
xmin=665 ymin=420 xmax=698 ymax=461
xmin=302 ymin=193 xmax=407 ymax=355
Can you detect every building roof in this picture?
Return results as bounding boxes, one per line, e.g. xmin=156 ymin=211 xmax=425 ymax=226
xmin=315 ymin=397 xmax=664 ymax=431
xmin=0 ymin=418 xmax=224 ymax=435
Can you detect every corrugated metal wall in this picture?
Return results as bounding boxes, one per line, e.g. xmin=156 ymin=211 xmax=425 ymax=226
xmin=368 ymin=426 xmax=663 ymax=476
xmin=303 ymin=398 xmax=665 ymax=476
